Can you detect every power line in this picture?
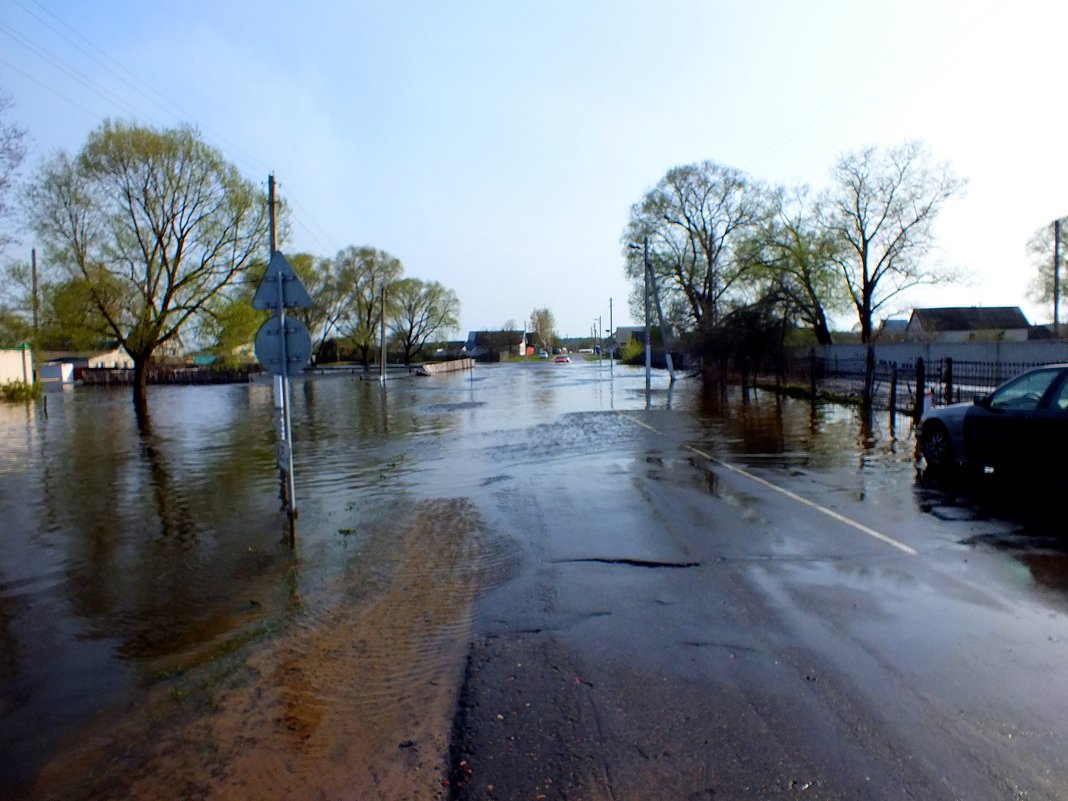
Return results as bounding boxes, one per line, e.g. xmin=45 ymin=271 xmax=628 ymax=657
xmin=5 ymin=2 xmax=345 ymax=258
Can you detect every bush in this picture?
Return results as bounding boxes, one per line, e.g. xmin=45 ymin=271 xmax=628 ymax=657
xmin=620 ymin=338 xmax=644 ymax=364
xmin=1 ymin=381 xmax=42 ymax=401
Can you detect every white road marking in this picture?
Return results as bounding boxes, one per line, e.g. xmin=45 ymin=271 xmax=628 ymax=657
xmin=619 ymin=413 xmax=918 ymax=556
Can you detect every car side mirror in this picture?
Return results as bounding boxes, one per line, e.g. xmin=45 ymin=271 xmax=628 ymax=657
xmin=973 ymin=394 xmax=990 ymax=408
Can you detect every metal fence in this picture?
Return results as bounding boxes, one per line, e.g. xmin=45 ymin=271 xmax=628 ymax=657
xmin=776 ymin=352 xmax=1062 ymax=416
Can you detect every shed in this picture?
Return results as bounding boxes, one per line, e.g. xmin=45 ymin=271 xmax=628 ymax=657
xmin=0 ymin=346 xmax=34 ymax=384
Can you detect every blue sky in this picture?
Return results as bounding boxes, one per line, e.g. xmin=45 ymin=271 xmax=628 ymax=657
xmin=3 ymin=0 xmax=1067 ymax=337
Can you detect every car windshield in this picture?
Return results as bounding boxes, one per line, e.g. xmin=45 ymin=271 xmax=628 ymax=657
xmin=989 ymin=369 xmax=1062 ymax=411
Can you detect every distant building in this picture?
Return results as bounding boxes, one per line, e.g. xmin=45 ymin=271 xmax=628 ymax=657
xmin=613 ymin=326 xmax=645 ymax=351
xmin=40 ymin=344 xmax=134 ymax=380
xmin=876 ymin=319 xmax=909 ymax=342
xmin=906 ymin=307 xmax=1030 ymax=343
xmin=463 ymin=330 xmax=529 ymax=361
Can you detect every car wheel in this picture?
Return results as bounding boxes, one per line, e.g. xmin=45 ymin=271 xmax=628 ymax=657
xmin=921 ymin=421 xmax=954 ymax=472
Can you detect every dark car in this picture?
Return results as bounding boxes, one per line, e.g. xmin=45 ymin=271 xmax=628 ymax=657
xmin=919 ymin=363 xmax=1068 ymax=476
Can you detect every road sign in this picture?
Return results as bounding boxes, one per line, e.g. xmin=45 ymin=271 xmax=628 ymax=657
xmin=252 ymin=251 xmax=314 ymax=310
xmin=255 ymin=316 xmax=312 ymax=376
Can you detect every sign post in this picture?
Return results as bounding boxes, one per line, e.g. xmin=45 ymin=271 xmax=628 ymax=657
xmin=253 ymin=250 xmax=313 ymax=529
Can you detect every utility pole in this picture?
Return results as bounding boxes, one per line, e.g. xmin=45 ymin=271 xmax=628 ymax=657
xmin=646 ymin=259 xmax=676 ymax=383
xmin=609 ymin=297 xmax=614 ymax=372
xmin=31 ymin=248 xmax=39 ymax=340
xmin=379 ymin=285 xmax=387 ymax=382
xmin=1055 ymin=219 xmax=1061 ymax=338
xmin=644 ymin=237 xmax=651 ymax=392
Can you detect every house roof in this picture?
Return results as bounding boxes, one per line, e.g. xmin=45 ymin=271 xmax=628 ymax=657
xmin=908 ymin=306 xmax=1030 ymax=332
xmin=878 ymin=319 xmax=909 ymax=333
xmin=465 ymin=330 xmax=526 ymax=349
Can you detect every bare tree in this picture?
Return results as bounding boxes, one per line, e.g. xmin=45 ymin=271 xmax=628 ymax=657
xmin=24 ymin=121 xmax=270 ymax=409
xmin=821 ymin=141 xmax=964 ymax=344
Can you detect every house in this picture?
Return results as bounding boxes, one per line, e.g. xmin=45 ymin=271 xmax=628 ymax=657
xmin=0 ymin=345 xmax=34 ymax=384
xmin=40 ymin=344 xmax=134 ymax=379
xmin=906 ymin=307 xmax=1031 ymax=343
xmin=463 ymin=330 xmax=528 ymax=361
xmin=613 ymin=326 xmax=646 ymax=352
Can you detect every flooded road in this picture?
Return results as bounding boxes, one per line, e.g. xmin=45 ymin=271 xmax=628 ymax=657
xmin=2 ymin=361 xmax=1067 ymax=799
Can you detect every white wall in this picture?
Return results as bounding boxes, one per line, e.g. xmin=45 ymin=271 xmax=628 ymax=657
xmin=0 ymin=349 xmax=34 ymax=384
xmin=801 ymin=340 xmax=1068 ymax=366
xmin=87 ymin=348 xmax=133 ymax=369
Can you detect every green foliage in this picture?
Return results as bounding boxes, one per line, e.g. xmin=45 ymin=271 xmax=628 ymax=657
xmin=331 ymin=245 xmax=404 ymax=368
xmin=1 ymin=380 xmax=41 ymax=401
xmin=620 ymin=337 xmax=644 ymax=364
xmin=528 ymin=307 xmax=557 ymax=349
xmin=24 ymin=120 xmax=271 ymax=404
xmin=198 ymin=295 xmax=266 ymax=365
xmin=388 ymin=277 xmax=460 ymax=365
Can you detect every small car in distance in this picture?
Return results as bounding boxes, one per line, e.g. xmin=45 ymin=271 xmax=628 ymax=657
xmin=919 ymin=363 xmax=1068 ymax=477
xmin=553 ymin=354 xmax=571 ymax=363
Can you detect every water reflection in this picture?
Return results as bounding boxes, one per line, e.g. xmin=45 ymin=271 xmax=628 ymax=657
xmin=915 ymin=472 xmax=1068 ymax=600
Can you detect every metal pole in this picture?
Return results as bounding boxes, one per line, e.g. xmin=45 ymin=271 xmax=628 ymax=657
xmin=646 ymin=260 xmax=676 ymax=383
xmin=643 ymin=237 xmax=651 ymax=392
xmin=269 ymin=175 xmax=297 ymax=527
xmin=379 ymin=285 xmax=387 ymax=382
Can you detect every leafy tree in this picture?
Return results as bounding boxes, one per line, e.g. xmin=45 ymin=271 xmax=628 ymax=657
xmin=38 ymin=276 xmax=117 ymax=350
xmin=24 ymin=121 xmax=270 ymax=409
xmin=743 ymin=187 xmax=849 ymax=345
xmin=0 ymin=306 xmax=30 ymax=347
xmin=334 ymin=245 xmax=403 ymax=369
xmin=388 ymin=278 xmax=460 ymax=365
xmin=820 ymin=140 xmax=964 ymax=344
xmin=528 ymin=307 xmax=556 ymax=350
xmin=286 ymin=251 xmax=352 ymax=361
xmin=197 ymin=294 xmax=265 ymax=365
xmin=623 ymin=161 xmax=767 ymax=335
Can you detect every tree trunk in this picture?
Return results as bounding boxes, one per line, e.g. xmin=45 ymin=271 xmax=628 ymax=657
xmin=132 ymin=357 xmax=149 ymax=416
xmin=812 ymin=311 xmax=833 ymax=346
xmin=862 ymin=345 xmax=875 ymax=410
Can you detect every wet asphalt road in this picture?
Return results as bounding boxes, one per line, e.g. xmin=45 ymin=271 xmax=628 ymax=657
xmin=445 ymin=381 xmax=1068 ymax=800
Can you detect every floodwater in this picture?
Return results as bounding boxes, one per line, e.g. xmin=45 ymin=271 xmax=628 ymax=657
xmin=0 ymin=360 xmax=1062 ymax=799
